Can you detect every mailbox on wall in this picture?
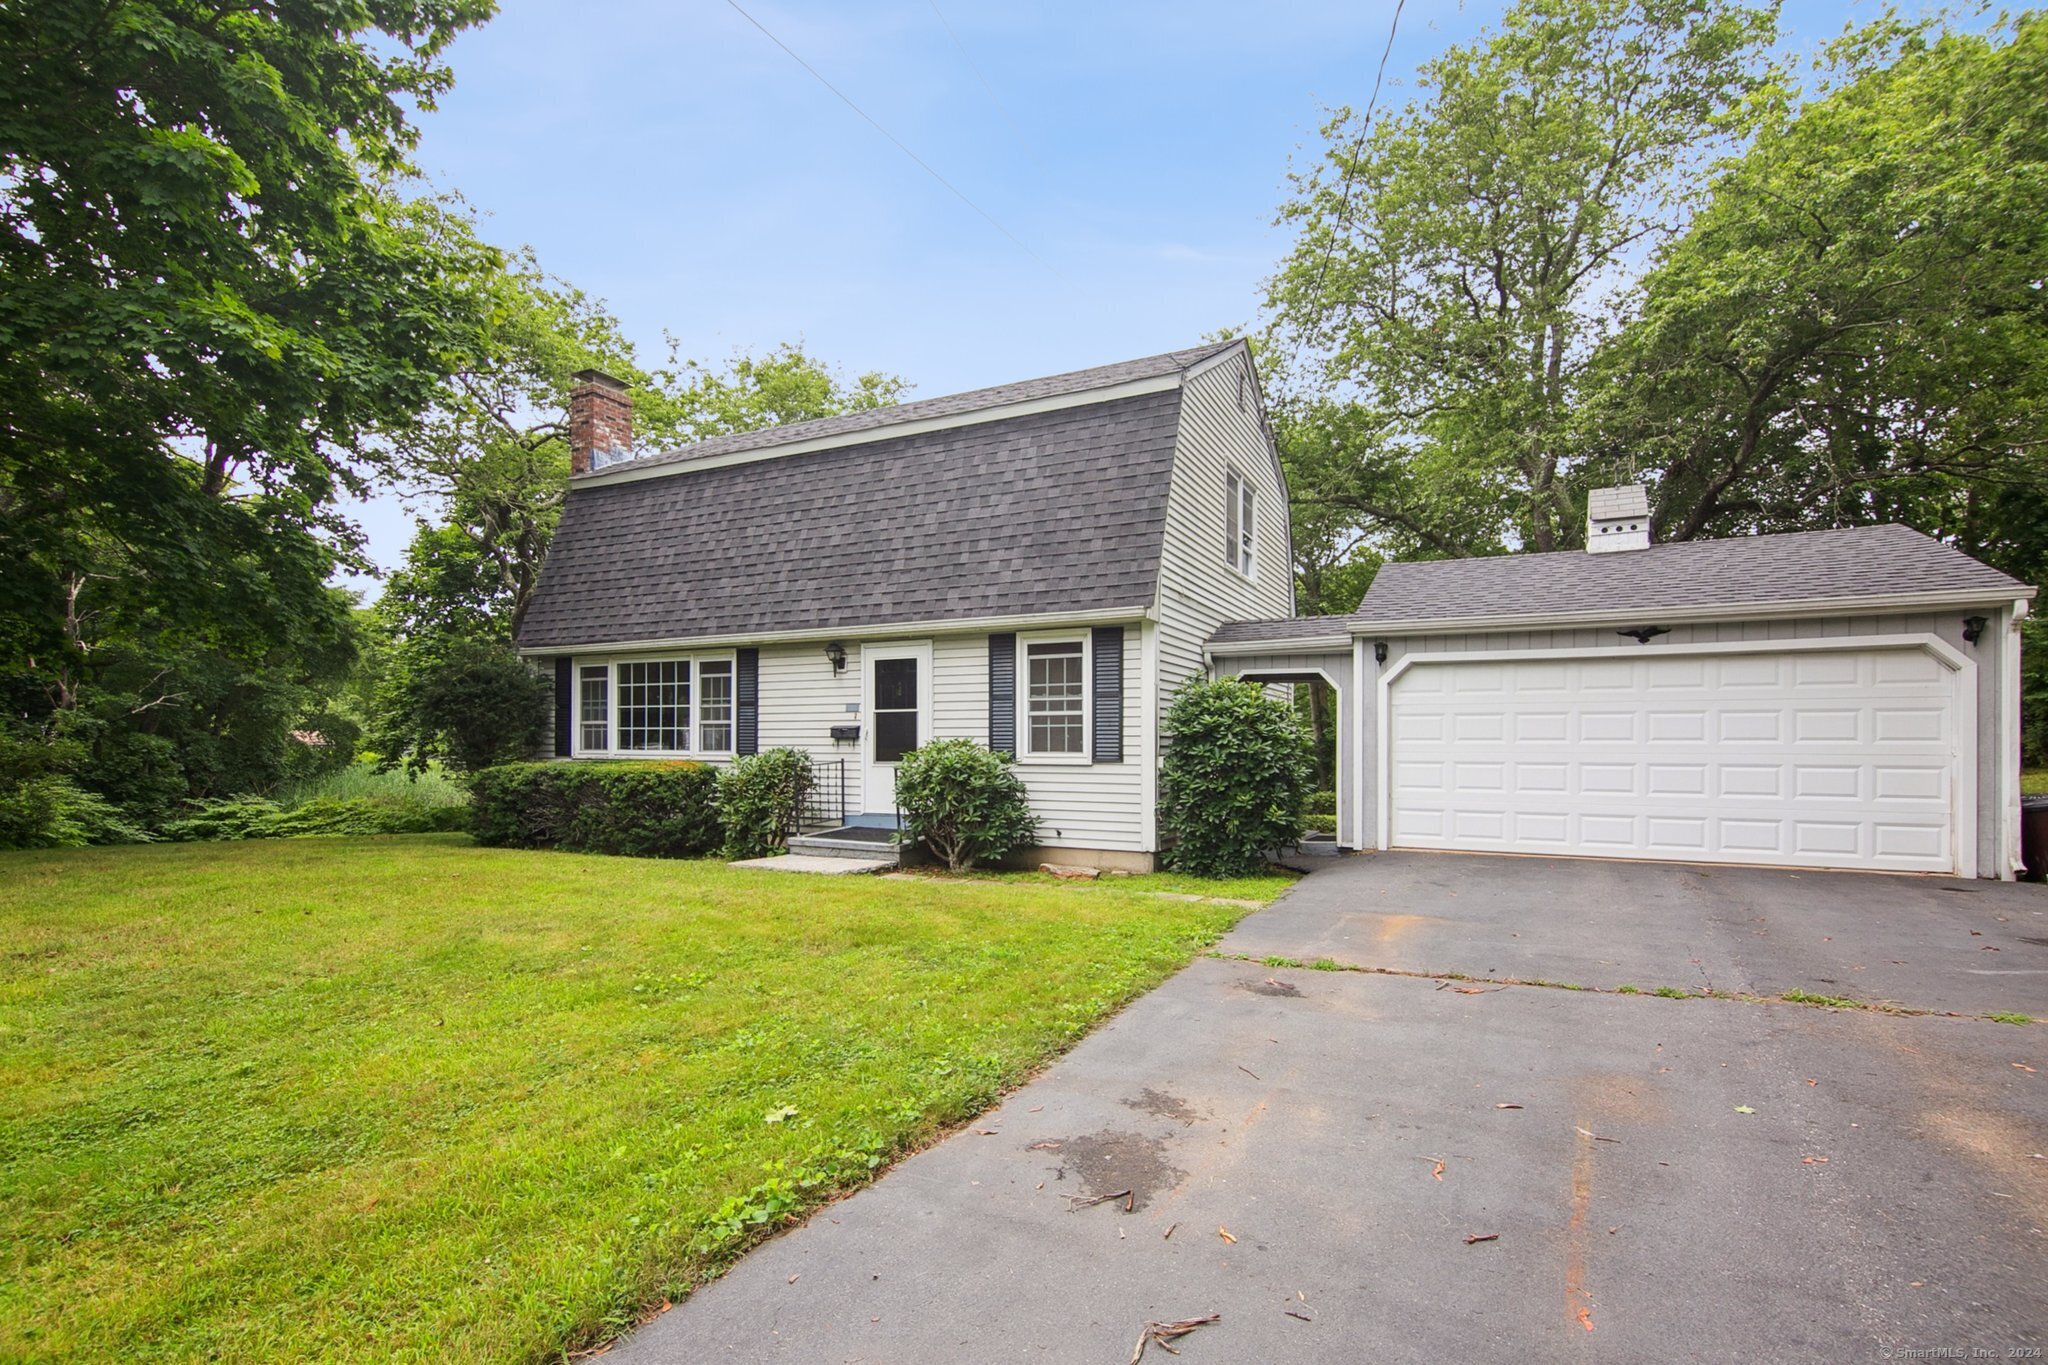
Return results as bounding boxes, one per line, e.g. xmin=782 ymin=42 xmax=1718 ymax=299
xmin=829 ymin=725 xmax=860 ymax=743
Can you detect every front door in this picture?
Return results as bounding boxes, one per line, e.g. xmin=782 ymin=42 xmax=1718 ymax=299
xmin=862 ymin=642 xmax=931 ymax=815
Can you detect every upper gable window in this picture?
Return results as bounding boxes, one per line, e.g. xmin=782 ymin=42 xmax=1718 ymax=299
xmin=1224 ymin=469 xmax=1255 ymax=579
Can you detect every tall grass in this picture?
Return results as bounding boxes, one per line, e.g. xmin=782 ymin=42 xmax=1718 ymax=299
xmin=276 ymin=761 xmax=469 ymax=811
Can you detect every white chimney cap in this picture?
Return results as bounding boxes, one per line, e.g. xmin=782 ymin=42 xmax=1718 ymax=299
xmin=1586 ymin=485 xmax=1651 ymax=554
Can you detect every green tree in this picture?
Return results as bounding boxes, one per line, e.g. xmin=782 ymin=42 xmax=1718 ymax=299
xmin=1266 ymin=0 xmax=1778 ymax=555
xmin=1584 ymin=16 xmax=2048 ymax=550
xmin=0 ymin=0 xmax=500 ymax=825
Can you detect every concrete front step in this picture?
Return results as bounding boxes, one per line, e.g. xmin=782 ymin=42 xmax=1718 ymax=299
xmin=729 ymin=853 xmax=897 ymax=875
xmin=787 ymin=828 xmax=903 ymax=863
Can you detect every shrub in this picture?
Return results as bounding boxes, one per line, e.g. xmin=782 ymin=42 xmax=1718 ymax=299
xmin=468 ymin=761 xmax=721 ymax=858
xmin=160 ymin=795 xmax=446 ymax=841
xmin=0 ymin=775 xmax=152 ymax=848
xmin=1159 ymin=679 xmax=1313 ymax=878
xmin=717 ymin=748 xmax=813 ymax=860
xmin=1303 ymin=789 xmax=1338 ymax=817
xmin=378 ymin=638 xmax=551 ymax=773
xmin=161 ymin=797 xmax=287 ymax=842
xmin=893 ymin=738 xmax=1038 ymax=873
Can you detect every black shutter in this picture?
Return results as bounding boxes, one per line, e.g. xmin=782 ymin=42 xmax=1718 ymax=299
xmin=988 ymin=634 xmax=1017 ymax=755
xmin=735 ymin=648 xmax=760 ymax=756
xmin=1091 ymin=626 xmax=1124 ymax=763
xmin=552 ymin=658 xmax=573 ymax=757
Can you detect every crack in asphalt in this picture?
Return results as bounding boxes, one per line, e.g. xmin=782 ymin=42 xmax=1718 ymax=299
xmin=1205 ymin=951 xmax=2035 ymax=1026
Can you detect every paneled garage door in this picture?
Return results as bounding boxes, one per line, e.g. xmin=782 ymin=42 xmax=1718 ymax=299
xmin=1385 ymin=646 xmax=1961 ymax=873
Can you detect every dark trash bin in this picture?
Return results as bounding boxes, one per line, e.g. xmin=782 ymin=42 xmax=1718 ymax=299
xmin=2024 ymin=794 xmax=2048 ymax=882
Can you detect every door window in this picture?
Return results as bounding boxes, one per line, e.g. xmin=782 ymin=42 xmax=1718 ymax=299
xmin=873 ymin=657 xmax=919 ymax=762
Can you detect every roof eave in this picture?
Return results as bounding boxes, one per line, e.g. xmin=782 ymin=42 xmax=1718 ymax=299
xmin=1349 ymin=586 xmax=2037 ymax=637
xmin=515 ymin=603 xmax=1158 ymax=657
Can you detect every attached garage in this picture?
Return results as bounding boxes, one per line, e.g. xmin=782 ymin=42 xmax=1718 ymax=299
xmin=1383 ymin=641 xmax=1971 ymax=875
xmin=1208 ymin=493 xmax=2036 ymax=881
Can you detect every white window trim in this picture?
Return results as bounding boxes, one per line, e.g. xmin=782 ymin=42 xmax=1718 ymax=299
xmin=1226 ymin=467 xmax=1256 ymax=580
xmin=1015 ymin=630 xmax=1092 ymax=765
xmin=570 ymin=651 xmax=739 ymax=760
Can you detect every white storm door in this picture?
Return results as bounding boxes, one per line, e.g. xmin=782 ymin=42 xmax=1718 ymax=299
xmin=861 ymin=642 xmax=932 ymax=814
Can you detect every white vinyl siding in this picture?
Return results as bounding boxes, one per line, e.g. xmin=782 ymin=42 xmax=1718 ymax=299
xmin=1154 ymin=348 xmax=1293 ymax=719
xmin=931 ymin=629 xmax=1146 ymax=851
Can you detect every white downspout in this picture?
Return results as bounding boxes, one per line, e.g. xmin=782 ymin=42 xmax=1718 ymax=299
xmin=2003 ymin=599 xmax=2030 ymax=879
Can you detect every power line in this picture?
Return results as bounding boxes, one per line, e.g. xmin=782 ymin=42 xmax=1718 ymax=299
xmin=928 ymin=0 xmax=1042 ymax=165
xmin=1296 ymin=0 xmax=1408 ymax=355
xmin=723 ymin=0 xmax=1049 ymax=271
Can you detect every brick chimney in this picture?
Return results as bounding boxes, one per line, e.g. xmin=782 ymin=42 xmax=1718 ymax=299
xmin=1585 ymin=484 xmax=1651 ymax=554
xmin=568 ymin=369 xmax=632 ymax=475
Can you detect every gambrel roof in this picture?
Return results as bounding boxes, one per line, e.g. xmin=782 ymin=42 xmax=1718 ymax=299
xmin=517 ymin=342 xmax=1242 ymax=651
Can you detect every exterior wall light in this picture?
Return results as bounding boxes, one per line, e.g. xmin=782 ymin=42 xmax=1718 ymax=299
xmin=1962 ymin=615 xmax=1988 ymax=645
xmin=1373 ymin=640 xmax=1389 ymax=665
xmin=824 ymin=641 xmax=847 ymax=673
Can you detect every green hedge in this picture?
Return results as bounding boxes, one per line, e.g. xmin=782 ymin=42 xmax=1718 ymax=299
xmin=468 ymin=761 xmax=721 ymax=857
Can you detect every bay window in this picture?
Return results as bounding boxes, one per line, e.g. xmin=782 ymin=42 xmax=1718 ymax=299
xmin=575 ymin=654 xmax=736 ymax=756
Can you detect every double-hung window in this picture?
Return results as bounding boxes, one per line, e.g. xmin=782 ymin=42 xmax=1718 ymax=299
xmin=1021 ymin=636 xmax=1087 ymax=759
xmin=578 ymin=665 xmax=610 ymax=752
xmin=697 ymin=660 xmax=734 ymax=752
xmin=1225 ymin=469 xmax=1255 ymax=578
xmin=576 ymin=654 xmax=736 ymax=756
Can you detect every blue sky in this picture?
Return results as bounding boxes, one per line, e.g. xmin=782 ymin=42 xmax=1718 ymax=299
xmin=339 ymin=0 xmax=1905 ymax=593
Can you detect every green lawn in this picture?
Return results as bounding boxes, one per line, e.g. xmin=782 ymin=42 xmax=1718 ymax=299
xmin=0 ymin=836 xmax=1290 ymax=1363
xmin=2025 ymin=768 xmax=2047 ymax=796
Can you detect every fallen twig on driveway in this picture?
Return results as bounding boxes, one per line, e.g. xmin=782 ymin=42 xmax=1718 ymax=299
xmin=1064 ymin=1189 xmax=1132 ymax=1212
xmin=1129 ymin=1313 xmax=1221 ymax=1362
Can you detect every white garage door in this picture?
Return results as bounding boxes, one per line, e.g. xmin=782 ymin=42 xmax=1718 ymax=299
xmin=1386 ymin=646 xmax=1961 ymax=873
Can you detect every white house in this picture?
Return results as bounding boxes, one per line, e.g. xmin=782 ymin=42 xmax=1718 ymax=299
xmin=516 ymin=340 xmax=1292 ymax=871
xmin=521 ymin=342 xmax=2034 ymax=880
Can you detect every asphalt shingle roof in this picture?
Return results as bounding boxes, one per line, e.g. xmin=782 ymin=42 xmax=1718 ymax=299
xmin=1208 ymin=617 xmax=1353 ymax=645
xmin=1356 ymin=524 xmax=2030 ymax=626
xmin=598 ymin=340 xmax=1238 ymax=477
xmin=1207 ymin=525 xmax=2027 ymax=652
xmin=517 ymin=388 xmax=1186 ymax=650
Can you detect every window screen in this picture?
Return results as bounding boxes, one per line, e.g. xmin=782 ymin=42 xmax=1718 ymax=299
xmin=616 ymin=660 xmax=689 ymax=751
xmin=578 ymin=665 xmax=609 ymax=751
xmin=1026 ymin=640 xmax=1085 ymax=755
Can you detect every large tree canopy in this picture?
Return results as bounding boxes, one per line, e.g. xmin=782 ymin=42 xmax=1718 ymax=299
xmin=0 ymin=0 xmax=501 ymax=829
xmin=1584 ymin=15 xmax=2048 ymax=554
xmin=1266 ymin=0 xmax=1778 ymax=557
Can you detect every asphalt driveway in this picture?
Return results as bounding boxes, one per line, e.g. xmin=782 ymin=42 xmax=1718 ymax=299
xmin=607 ymin=854 xmax=2048 ymax=1363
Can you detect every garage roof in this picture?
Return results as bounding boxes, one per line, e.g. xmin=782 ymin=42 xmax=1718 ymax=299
xmin=1359 ymin=524 xmax=2031 ymax=627
xmin=1209 ymin=525 xmax=2031 ymax=650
